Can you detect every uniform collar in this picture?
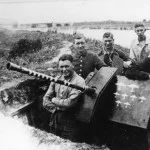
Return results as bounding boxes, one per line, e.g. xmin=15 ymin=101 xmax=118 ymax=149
xmin=103 ymin=47 xmax=115 ymax=55
xmin=76 ymin=49 xmax=87 ymax=57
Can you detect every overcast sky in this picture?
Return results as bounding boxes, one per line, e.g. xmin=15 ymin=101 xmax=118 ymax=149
xmin=0 ymin=0 xmax=149 ymax=24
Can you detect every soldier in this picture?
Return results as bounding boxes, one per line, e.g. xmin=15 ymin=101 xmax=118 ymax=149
xmin=130 ymin=23 xmax=150 ymax=62
xmin=71 ymin=33 xmax=107 ymax=142
xmin=98 ymin=32 xmax=130 ymax=74
xmin=125 ymin=57 xmax=150 ymax=80
xmin=72 ymin=33 xmax=106 ymax=79
xmin=125 ymin=23 xmax=150 ymax=68
xmin=43 ymin=54 xmax=85 ymax=141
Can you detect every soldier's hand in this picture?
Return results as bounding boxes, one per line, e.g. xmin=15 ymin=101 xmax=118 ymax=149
xmin=84 ymin=85 xmax=96 ymax=95
xmin=123 ymin=61 xmax=132 ymax=68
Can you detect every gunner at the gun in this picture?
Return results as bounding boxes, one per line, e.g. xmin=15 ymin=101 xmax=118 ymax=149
xmin=43 ymin=54 xmax=87 ymax=141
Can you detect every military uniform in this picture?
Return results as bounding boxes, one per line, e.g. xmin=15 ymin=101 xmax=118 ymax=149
xmin=98 ymin=48 xmax=129 ymax=66
xmin=98 ymin=48 xmax=130 ymax=75
xmin=43 ymin=72 xmax=85 ymax=141
xmin=73 ymin=50 xmax=106 ymax=79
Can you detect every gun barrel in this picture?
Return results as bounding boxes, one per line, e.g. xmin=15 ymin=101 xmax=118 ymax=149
xmin=7 ymin=62 xmax=94 ymax=93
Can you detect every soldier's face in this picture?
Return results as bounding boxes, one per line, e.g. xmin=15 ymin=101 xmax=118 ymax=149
xmin=103 ymin=37 xmax=114 ymax=50
xmin=135 ymin=26 xmax=145 ymax=37
xmin=74 ymin=38 xmax=85 ymax=53
xmin=59 ymin=60 xmax=74 ymax=78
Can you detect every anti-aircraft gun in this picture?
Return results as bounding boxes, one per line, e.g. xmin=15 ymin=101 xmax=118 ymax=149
xmin=6 ymin=62 xmax=95 ymax=118
xmin=8 ymin=62 xmax=150 ymax=149
xmin=6 ymin=62 xmax=117 ymax=123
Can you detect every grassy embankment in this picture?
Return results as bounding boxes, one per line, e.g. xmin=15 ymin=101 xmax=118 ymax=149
xmin=0 ymin=29 xmax=129 ymax=86
xmin=0 ymin=29 xmax=72 ymax=85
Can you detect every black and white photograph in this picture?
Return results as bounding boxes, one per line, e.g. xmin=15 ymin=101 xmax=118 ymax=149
xmin=0 ymin=0 xmax=150 ymax=150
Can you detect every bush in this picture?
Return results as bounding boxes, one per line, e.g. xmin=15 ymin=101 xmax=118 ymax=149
xmin=9 ymin=38 xmax=42 ymax=58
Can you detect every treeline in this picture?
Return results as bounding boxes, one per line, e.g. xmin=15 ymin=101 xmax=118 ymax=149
xmin=73 ymin=21 xmax=150 ymax=29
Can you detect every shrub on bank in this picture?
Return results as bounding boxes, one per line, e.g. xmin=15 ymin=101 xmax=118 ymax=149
xmin=8 ymin=38 xmax=42 ymax=58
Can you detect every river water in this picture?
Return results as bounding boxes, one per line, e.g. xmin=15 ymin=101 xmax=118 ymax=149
xmin=58 ymin=28 xmax=150 ymax=48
